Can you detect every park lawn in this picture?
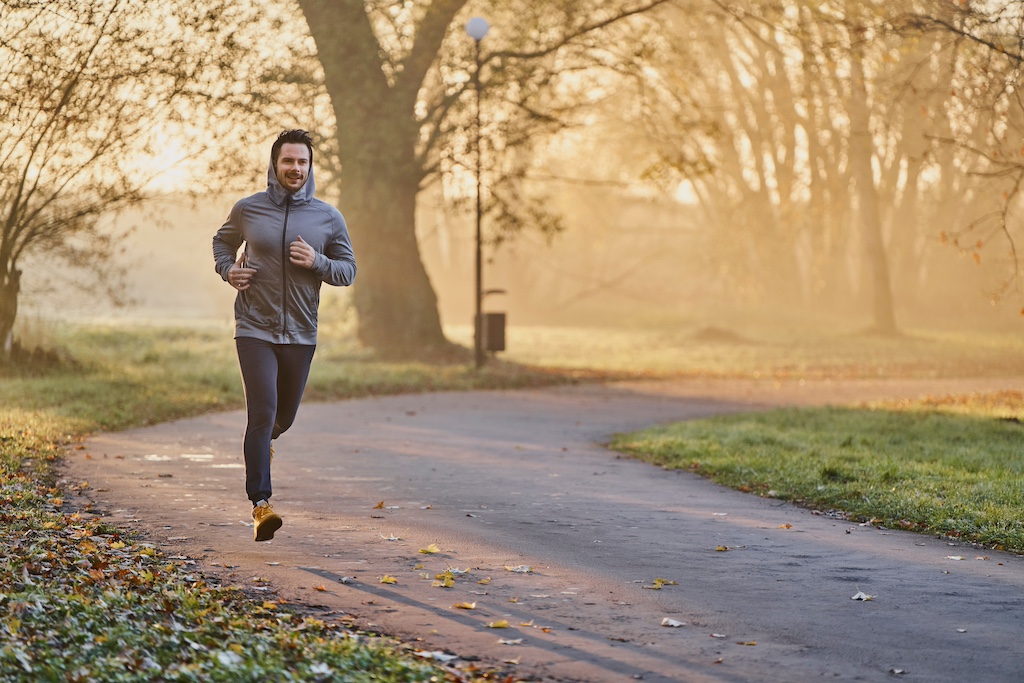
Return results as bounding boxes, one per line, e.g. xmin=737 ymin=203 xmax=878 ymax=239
xmin=3 ymin=321 xmax=1023 ymax=680
xmin=611 ymin=394 xmax=1024 ymax=552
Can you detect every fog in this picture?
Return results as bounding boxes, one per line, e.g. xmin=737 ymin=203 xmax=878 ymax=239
xmin=18 ymin=181 xmax=1016 ymax=341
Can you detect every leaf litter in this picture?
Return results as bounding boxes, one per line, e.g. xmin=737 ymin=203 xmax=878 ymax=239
xmin=0 ymin=441 xmax=455 ymax=682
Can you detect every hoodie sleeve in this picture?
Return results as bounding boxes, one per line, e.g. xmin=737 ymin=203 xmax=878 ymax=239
xmin=212 ymin=200 xmax=246 ymax=281
xmin=312 ymin=210 xmax=357 ymax=287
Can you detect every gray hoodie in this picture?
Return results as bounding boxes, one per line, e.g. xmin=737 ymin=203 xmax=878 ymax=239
xmin=212 ymin=155 xmax=356 ymax=345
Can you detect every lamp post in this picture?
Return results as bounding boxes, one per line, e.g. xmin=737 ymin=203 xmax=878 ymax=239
xmin=465 ymin=16 xmax=489 ymax=369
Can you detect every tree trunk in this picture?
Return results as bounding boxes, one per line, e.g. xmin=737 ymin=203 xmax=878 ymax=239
xmin=297 ymin=0 xmax=464 ymax=356
xmin=0 ymin=266 xmax=20 ymax=362
xmin=342 ymin=170 xmax=450 ymax=354
xmin=848 ymin=42 xmax=898 ymax=334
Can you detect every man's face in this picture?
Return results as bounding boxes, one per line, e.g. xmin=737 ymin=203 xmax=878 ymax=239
xmin=275 ymin=142 xmax=310 ymax=193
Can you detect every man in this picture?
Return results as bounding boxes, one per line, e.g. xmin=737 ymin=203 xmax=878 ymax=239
xmin=212 ymin=129 xmax=356 ymax=542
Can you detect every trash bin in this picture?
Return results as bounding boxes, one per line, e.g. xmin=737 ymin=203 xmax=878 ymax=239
xmin=476 ymin=312 xmax=506 ymax=352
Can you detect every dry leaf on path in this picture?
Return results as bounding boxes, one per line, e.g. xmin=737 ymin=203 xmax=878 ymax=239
xmin=851 ymin=591 xmax=875 ymax=601
xmin=661 ymin=618 xmax=685 ymax=627
xmin=380 ymin=575 xmax=398 ymax=584
xmin=420 ymin=543 xmax=442 ymax=554
xmin=453 ymin=601 xmax=476 ymax=610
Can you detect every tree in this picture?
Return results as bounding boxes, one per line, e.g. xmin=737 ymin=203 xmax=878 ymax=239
xmin=292 ymin=0 xmax=673 ymax=355
xmin=909 ymin=2 xmax=1024 ymax=305
xmin=0 ymin=0 xmax=319 ymax=362
xmin=628 ymin=0 xmax=1016 ymax=332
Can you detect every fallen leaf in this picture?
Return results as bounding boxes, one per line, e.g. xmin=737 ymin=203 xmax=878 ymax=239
xmin=498 ymin=638 xmax=522 ymax=645
xmin=433 ymin=570 xmax=455 ymax=588
xmin=946 ymin=556 xmax=965 ymax=561
xmin=453 ymin=601 xmax=476 ymax=610
xmin=645 ymin=577 xmax=679 ymax=590
xmin=488 ymin=620 xmax=510 ymax=628
xmin=477 ymin=577 xmax=491 ymax=585
xmin=373 ymin=501 xmax=384 ymax=509
xmin=778 ymin=523 xmax=792 ymax=529
xmin=380 ymin=575 xmax=398 ymax=584
xmin=957 ymin=628 xmax=967 ymax=633
xmin=715 ymin=546 xmax=729 ymax=552
xmin=710 ymin=633 xmax=727 ymax=639
xmin=380 ymin=533 xmax=400 ymax=541
xmin=661 ymin=618 xmax=685 ymax=627
xmin=737 ymin=641 xmax=757 ymax=646
xmin=420 ymin=543 xmax=442 ymax=555
xmin=313 ymin=585 xmax=326 ymax=592
xmin=505 ymin=565 xmax=533 ymax=573
xmin=851 ymin=591 xmax=875 ymax=601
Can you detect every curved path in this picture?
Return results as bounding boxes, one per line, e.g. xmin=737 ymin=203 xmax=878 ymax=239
xmin=73 ymin=378 xmax=1024 ymax=682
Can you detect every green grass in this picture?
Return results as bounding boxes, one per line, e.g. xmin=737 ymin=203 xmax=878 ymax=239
xmin=611 ymin=396 xmax=1024 ymax=552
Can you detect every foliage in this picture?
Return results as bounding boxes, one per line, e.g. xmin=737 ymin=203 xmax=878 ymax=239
xmin=612 ymin=397 xmax=1024 ymax=552
xmin=0 ymin=427 xmax=450 ymax=682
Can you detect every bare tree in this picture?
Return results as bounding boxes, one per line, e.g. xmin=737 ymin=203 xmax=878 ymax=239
xmin=292 ymin=0 xmax=674 ymax=356
xmin=0 ymin=0 xmax=319 ymax=362
xmin=629 ymin=0 xmax=1015 ymax=331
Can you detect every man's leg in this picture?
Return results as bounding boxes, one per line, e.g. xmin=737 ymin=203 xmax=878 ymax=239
xmin=270 ymin=344 xmax=316 ymax=440
xmin=236 ymin=337 xmax=278 ymax=504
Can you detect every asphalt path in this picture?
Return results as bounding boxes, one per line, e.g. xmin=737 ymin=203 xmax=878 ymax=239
xmin=72 ymin=378 xmax=1024 ymax=682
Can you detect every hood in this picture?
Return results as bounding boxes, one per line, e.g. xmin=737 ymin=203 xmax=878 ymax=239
xmin=266 ymin=153 xmax=316 ymax=206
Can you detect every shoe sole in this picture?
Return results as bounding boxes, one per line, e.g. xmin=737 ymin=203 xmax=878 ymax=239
xmin=254 ymin=516 xmax=282 ymax=542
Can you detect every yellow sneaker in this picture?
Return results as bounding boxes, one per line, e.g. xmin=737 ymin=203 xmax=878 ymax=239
xmin=252 ymin=501 xmax=282 ymax=542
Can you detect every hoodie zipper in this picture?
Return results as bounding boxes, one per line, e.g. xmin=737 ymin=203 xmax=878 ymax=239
xmin=280 ymin=199 xmax=291 ymax=336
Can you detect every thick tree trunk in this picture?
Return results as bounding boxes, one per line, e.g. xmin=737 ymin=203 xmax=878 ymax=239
xmin=0 ymin=267 xmax=20 ymax=362
xmin=342 ymin=171 xmax=449 ymax=353
xmin=297 ymin=0 xmax=464 ymax=356
xmin=848 ymin=45 xmax=898 ymax=335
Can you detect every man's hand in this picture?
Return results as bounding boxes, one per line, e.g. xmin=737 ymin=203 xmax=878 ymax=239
xmin=229 ymin=254 xmax=257 ymax=290
xmin=289 ymin=235 xmax=316 ymax=269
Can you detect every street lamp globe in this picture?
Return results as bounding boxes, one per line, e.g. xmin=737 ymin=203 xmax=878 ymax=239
xmin=465 ymin=16 xmax=490 ymax=41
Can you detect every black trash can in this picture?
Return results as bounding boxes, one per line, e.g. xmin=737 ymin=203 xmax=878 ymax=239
xmin=476 ymin=312 xmax=506 ymax=352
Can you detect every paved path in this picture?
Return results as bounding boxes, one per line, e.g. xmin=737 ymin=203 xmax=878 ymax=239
xmin=72 ymin=378 xmax=1024 ymax=682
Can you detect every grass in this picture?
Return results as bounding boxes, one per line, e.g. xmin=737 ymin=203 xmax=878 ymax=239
xmin=467 ymin=323 xmax=1024 ymax=378
xmin=3 ymin=320 xmax=1024 ymax=681
xmin=611 ymin=394 xmax=1024 ymax=552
